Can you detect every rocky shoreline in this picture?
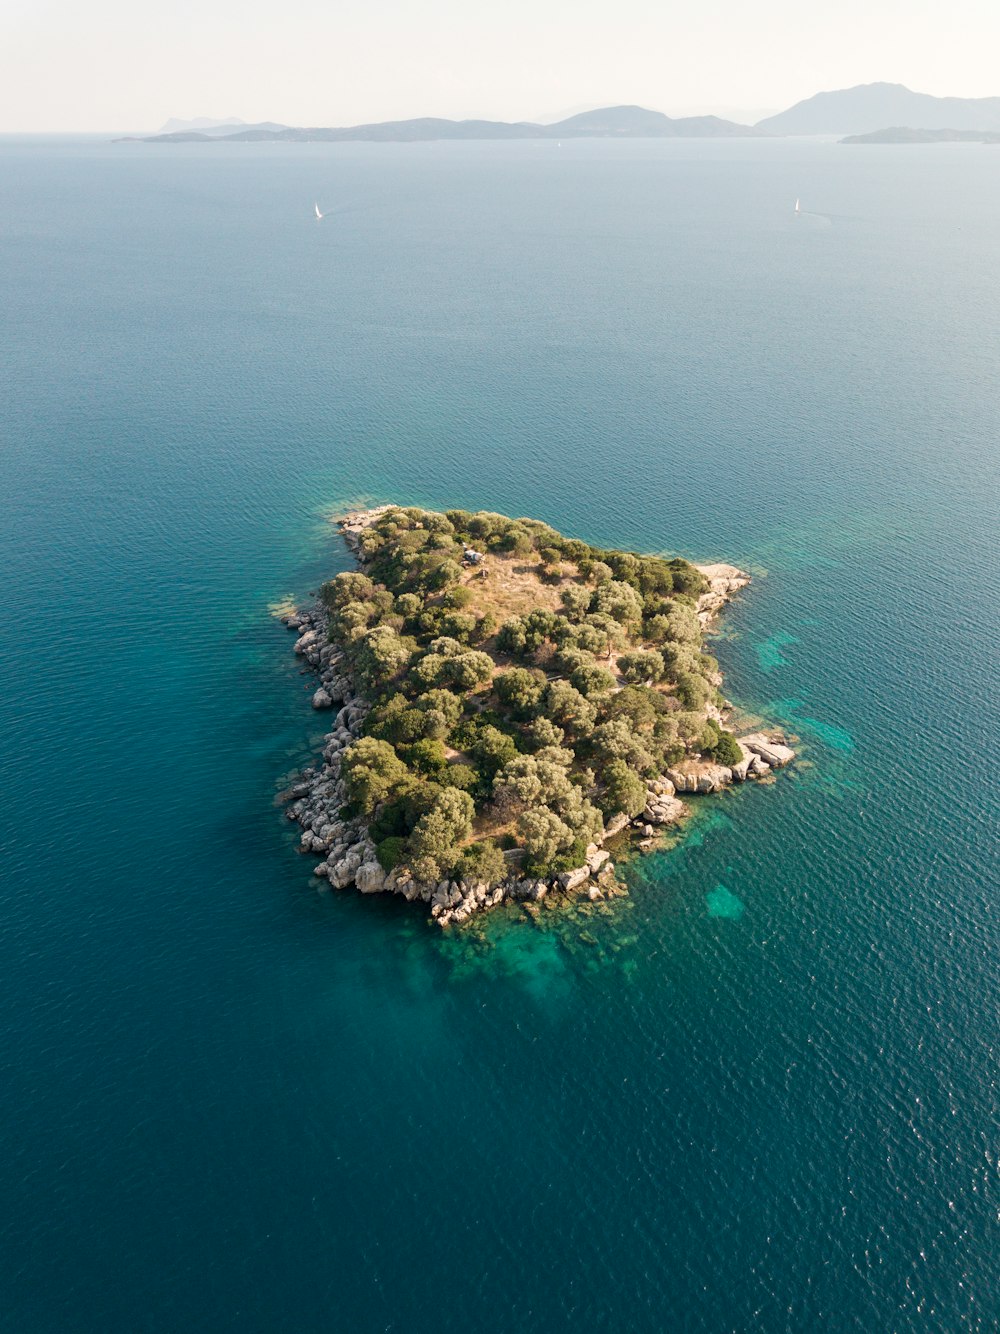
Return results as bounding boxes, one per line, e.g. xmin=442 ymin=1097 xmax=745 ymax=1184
xmin=277 ymin=507 xmax=795 ymax=927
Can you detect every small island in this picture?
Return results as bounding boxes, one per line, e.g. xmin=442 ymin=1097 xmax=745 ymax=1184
xmin=281 ymin=506 xmax=794 ymax=925
xmin=841 ymin=126 xmax=1000 ymax=144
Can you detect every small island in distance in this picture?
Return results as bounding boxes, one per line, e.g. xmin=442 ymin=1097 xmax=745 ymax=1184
xmin=842 ymin=126 xmax=1000 ymax=144
xmin=280 ymin=506 xmax=794 ymax=926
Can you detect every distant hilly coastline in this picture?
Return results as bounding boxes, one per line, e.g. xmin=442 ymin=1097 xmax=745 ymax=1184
xmin=842 ymin=126 xmax=1000 ymax=145
xmin=126 ymin=84 xmax=1000 ymax=146
xmin=121 ymin=105 xmax=760 ymax=144
xmin=758 ymin=82 xmax=1000 ymax=135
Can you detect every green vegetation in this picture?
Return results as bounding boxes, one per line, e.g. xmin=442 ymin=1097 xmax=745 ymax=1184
xmin=328 ymin=506 xmax=742 ymax=885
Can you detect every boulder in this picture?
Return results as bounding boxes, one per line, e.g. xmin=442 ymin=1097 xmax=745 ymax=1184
xmin=741 ymin=734 xmax=795 ymax=768
xmin=586 ymin=849 xmax=611 ymax=874
xmin=603 ymin=812 xmax=631 ymax=838
xmin=666 ymin=763 xmax=731 ymax=794
xmin=355 ymin=860 xmax=387 ymax=894
xmin=643 ymin=795 xmax=687 ymax=824
xmin=729 ymin=742 xmax=754 ymax=782
xmin=312 ymin=688 xmax=333 ymax=710
xmin=557 ymin=865 xmax=590 ymax=892
xmin=329 ymin=846 xmax=363 ymax=889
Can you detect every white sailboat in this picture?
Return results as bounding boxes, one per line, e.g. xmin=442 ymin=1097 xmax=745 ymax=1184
xmin=794 ymin=198 xmax=801 ymax=215
xmin=314 ymin=202 xmax=324 ymax=220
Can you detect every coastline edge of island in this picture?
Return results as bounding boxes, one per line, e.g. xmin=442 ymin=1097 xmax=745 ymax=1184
xmin=277 ymin=505 xmax=796 ymax=927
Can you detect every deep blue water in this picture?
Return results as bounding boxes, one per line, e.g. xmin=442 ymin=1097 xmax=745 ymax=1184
xmin=1 ymin=136 xmax=998 ymax=1332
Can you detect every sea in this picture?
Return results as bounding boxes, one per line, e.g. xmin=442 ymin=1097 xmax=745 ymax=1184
xmin=1 ymin=134 xmax=997 ymax=1332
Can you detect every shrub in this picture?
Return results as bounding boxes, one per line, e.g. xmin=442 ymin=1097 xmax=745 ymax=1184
xmin=456 ymin=841 xmax=507 ymax=885
xmin=669 ymin=559 xmax=709 ymax=597
xmin=441 ymin=585 xmax=473 ymax=610
xmin=710 ymin=730 xmax=743 ymax=767
xmin=376 ymin=837 xmax=408 ymax=873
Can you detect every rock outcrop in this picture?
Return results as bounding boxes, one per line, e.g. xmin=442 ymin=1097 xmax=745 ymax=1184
xmin=694 ymin=562 xmax=752 ymax=626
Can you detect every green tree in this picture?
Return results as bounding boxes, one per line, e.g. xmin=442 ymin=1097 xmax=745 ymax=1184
xmin=441 ymin=763 xmax=478 ymax=791
xmin=598 ymin=759 xmax=648 ymax=818
xmin=560 ymin=584 xmax=592 ymax=621
xmin=354 ymin=625 xmax=415 ymax=688
xmin=406 ymin=737 xmax=448 ymax=777
xmin=658 ymin=602 xmax=702 ymax=644
xmin=517 ymin=808 xmax=575 ymax=868
xmin=440 ymin=610 xmax=478 ymax=643
xmin=321 ymin=570 xmax=377 ymax=609
xmin=342 ymin=738 xmax=410 ymax=815
xmin=494 ymin=667 xmax=546 ymax=719
xmin=523 ymin=717 xmax=566 ymax=751
xmin=591 ymin=579 xmax=644 ymax=627
xmin=706 ymin=728 xmax=743 ymax=767
xmin=496 ymin=617 xmax=528 ymax=657
xmin=407 ymin=788 xmax=475 ymax=882
xmin=455 ymin=841 xmax=507 ymax=885
xmin=674 ymin=671 xmax=711 ymax=710
xmin=543 ymin=681 xmax=597 ymax=735
xmin=590 ymin=718 xmax=658 ymax=774
xmin=467 ymin=724 xmax=518 ymax=781
xmin=616 ymin=649 xmax=665 ymax=684
xmin=570 ymin=663 xmax=617 ymax=698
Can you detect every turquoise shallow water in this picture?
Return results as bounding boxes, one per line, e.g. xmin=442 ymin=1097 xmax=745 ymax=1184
xmin=1 ymin=136 xmax=998 ymax=1331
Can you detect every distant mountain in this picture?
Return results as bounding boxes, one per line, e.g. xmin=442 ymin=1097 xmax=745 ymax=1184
xmin=546 ymin=105 xmax=756 ymax=137
xmin=135 ymin=105 xmax=758 ymax=145
xmin=159 ymin=117 xmax=246 ymax=134
xmin=842 ymin=126 xmax=1000 ymax=145
xmin=756 ymin=82 xmax=1000 ymax=135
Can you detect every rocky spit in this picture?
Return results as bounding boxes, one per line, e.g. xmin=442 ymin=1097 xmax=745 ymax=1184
xmin=277 ymin=508 xmax=796 ymax=928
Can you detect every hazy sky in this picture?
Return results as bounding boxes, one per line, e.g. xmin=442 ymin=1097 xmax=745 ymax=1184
xmin=4 ymin=0 xmax=1000 ymax=131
